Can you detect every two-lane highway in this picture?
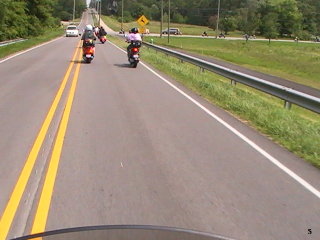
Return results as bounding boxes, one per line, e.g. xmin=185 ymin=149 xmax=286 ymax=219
xmin=0 ymin=13 xmax=88 ymax=239
xmin=0 ymin=10 xmax=319 ymax=240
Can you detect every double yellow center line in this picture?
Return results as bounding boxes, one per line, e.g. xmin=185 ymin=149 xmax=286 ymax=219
xmin=0 ymin=41 xmax=83 ymax=239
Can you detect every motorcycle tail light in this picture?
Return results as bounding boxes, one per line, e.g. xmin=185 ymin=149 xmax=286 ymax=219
xmin=132 ymin=48 xmax=139 ymax=52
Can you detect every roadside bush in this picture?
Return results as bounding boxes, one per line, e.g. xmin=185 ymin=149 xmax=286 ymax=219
xmin=296 ymin=30 xmax=312 ymax=40
xmin=27 ymin=15 xmax=43 ymax=36
xmin=117 ymin=11 xmax=133 ymax=23
xmin=0 ymin=31 xmax=5 ymax=41
xmin=173 ymin=13 xmax=186 ymax=24
xmin=59 ymin=11 xmax=72 ymax=21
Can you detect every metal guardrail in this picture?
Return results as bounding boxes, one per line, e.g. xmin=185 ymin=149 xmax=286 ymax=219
xmin=143 ymin=41 xmax=320 ymax=114
xmin=0 ymin=38 xmax=26 ymax=47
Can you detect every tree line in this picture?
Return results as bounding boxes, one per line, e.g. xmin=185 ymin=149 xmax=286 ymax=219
xmin=1 ymin=0 xmax=319 ymax=41
xmin=0 ymin=0 xmax=86 ymax=41
xmin=91 ymin=0 xmax=320 ymax=39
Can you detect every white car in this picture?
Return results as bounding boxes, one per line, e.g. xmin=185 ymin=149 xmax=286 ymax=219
xmin=65 ymin=25 xmax=79 ymax=37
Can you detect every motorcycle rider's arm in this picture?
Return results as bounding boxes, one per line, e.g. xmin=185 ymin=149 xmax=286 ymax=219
xmin=81 ymin=32 xmax=86 ymax=40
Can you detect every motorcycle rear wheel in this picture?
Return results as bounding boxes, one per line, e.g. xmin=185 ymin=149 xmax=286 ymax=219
xmin=131 ymin=62 xmax=138 ymax=68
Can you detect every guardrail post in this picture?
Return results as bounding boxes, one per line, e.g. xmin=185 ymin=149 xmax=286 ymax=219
xmin=180 ymin=59 xmax=184 ymax=63
xmin=199 ymin=67 xmax=204 ymax=72
xmin=284 ymin=100 xmax=292 ymax=110
xmin=231 ymin=80 xmax=237 ymax=85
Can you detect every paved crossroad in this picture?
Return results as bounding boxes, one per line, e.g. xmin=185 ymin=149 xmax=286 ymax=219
xmin=0 ymin=11 xmax=319 ymax=240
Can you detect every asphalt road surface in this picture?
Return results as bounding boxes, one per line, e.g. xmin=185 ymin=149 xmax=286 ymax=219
xmin=0 ymin=10 xmax=319 ymax=240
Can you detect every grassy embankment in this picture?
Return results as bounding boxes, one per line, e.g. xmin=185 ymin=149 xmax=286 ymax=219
xmin=101 ymin=15 xmax=216 ymax=35
xmin=0 ymin=27 xmax=64 ymax=59
xmin=103 ymin=14 xmax=320 ymax=89
xmin=144 ymin=37 xmax=320 ymax=90
xmin=107 ymin=34 xmax=320 ymax=169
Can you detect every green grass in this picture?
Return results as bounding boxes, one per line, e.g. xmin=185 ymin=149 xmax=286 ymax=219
xmin=108 ymin=35 xmax=320 ymax=168
xmin=144 ymin=37 xmax=320 ymax=90
xmin=102 ymin=15 xmax=214 ymax=35
xmin=0 ymin=27 xmax=64 ymax=59
xmin=102 ymin=15 xmax=319 ymax=89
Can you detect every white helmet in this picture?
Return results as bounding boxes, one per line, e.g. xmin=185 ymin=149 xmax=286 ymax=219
xmin=85 ymin=24 xmax=93 ymax=31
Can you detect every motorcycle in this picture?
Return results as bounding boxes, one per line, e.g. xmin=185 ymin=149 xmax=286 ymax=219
xmin=128 ymin=41 xmax=141 ymax=68
xmin=99 ymin=35 xmax=107 ymax=44
xmin=202 ymin=31 xmax=208 ymax=37
xmin=12 ymin=225 xmax=232 ymax=240
xmin=82 ymin=39 xmax=95 ymax=63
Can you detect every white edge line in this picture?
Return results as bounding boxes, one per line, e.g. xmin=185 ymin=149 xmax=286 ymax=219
xmin=0 ymin=36 xmax=63 ymax=64
xmin=108 ymin=40 xmax=320 ymax=199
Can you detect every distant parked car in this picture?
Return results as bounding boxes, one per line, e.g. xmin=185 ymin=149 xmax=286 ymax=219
xmin=162 ymin=28 xmax=182 ymax=35
xmin=65 ymin=25 xmax=79 ymax=37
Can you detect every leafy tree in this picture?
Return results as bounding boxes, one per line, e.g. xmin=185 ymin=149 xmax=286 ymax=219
xmin=54 ymin=0 xmax=86 ymax=21
xmin=296 ymin=0 xmax=317 ymax=35
xmin=117 ymin=11 xmax=133 ymax=23
xmin=277 ymin=0 xmax=302 ymax=37
xmin=150 ymin=4 xmax=160 ymax=21
xmin=0 ymin=0 xmax=30 ymax=40
xmin=236 ymin=7 xmax=260 ymax=35
xmin=220 ymin=17 xmax=237 ymax=34
xmin=172 ymin=13 xmax=186 ymax=24
xmin=88 ymin=0 xmax=318 ymax=38
xmin=0 ymin=0 xmax=88 ymax=41
xmin=26 ymin=0 xmax=57 ymax=27
xmin=59 ymin=11 xmax=73 ymax=21
xmin=261 ymin=12 xmax=279 ymax=43
xmin=3 ymin=0 xmax=316 ymax=39
xmin=129 ymin=1 xmax=145 ymax=19
xmin=208 ymin=15 xmax=218 ymax=31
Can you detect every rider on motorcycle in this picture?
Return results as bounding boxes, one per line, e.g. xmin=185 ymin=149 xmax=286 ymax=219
xmin=126 ymin=28 xmax=142 ymax=57
xmin=82 ymin=24 xmax=96 ymax=47
xmin=99 ymin=26 xmax=107 ymax=37
xmin=94 ymin=26 xmax=99 ymax=37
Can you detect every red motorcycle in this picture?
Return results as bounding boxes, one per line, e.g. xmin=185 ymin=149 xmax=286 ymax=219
xmin=128 ymin=41 xmax=141 ymax=68
xmin=99 ymin=35 xmax=107 ymax=44
xmin=82 ymin=39 xmax=95 ymax=63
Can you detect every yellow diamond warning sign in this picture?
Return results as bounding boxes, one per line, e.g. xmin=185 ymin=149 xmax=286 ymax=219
xmin=137 ymin=15 xmax=149 ymax=27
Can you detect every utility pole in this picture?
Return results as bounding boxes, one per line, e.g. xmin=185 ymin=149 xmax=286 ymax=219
xmin=160 ymin=0 xmax=163 ymax=38
xmin=99 ymin=0 xmax=102 ymax=26
xmin=215 ymin=0 xmax=221 ymax=38
xmin=121 ymin=0 xmax=124 ymax=32
xmin=73 ymin=0 xmax=75 ymax=22
xmin=168 ymin=0 xmax=170 ymax=43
